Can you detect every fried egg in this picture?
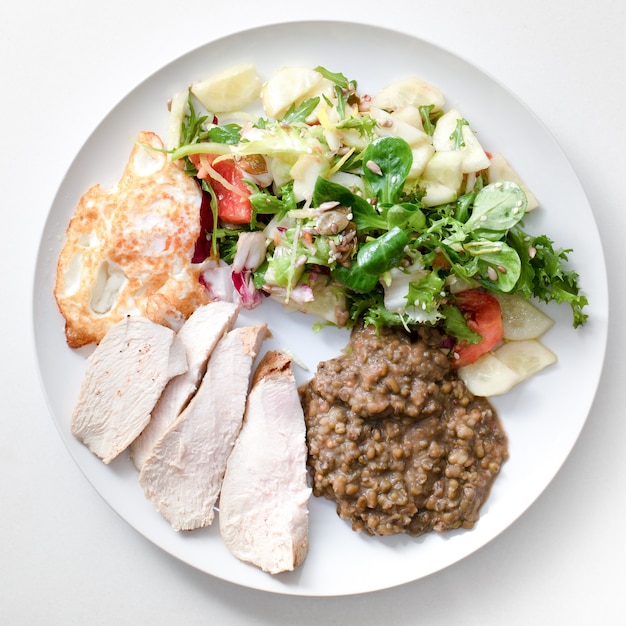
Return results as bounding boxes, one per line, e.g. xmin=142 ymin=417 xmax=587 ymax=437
xmin=55 ymin=131 xmax=209 ymax=348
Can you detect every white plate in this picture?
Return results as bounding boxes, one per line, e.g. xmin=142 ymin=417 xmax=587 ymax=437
xmin=33 ymin=20 xmax=608 ymax=596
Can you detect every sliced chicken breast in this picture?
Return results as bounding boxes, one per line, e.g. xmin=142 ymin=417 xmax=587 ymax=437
xmin=219 ymin=351 xmax=311 ymax=574
xmin=71 ymin=316 xmax=188 ymax=464
xmin=130 ymin=301 xmax=240 ymax=470
xmin=138 ymin=324 xmax=268 ymax=531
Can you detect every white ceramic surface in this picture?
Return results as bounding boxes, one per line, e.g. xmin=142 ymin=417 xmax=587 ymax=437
xmin=33 ymin=21 xmax=608 ymax=596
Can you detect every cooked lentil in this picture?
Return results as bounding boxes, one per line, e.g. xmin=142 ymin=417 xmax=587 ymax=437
xmin=300 ymin=323 xmax=508 ymax=537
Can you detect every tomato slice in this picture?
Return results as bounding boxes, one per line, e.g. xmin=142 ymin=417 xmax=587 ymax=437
xmin=191 ymin=154 xmax=253 ymax=225
xmin=452 ymin=289 xmax=504 ymax=367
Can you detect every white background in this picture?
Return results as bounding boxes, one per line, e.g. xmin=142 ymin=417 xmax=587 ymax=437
xmin=2 ymin=1 xmax=624 ymax=624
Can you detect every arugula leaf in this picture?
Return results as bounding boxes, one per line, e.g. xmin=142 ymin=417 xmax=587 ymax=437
xmin=204 ymin=124 xmax=241 ymax=145
xmin=314 ymin=66 xmax=355 ymax=90
xmin=418 ymin=104 xmax=443 ymax=136
xmin=450 ymin=118 xmax=470 ymax=149
xmin=281 ymin=97 xmax=320 ymax=124
xmin=333 ymin=85 xmax=347 ymax=119
xmin=181 ymin=91 xmax=209 ymax=146
xmin=179 ymin=94 xmax=240 ymax=147
xmin=336 ymin=114 xmax=377 ymax=138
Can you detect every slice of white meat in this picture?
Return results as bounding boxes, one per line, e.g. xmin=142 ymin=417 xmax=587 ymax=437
xmin=130 ymin=301 xmax=240 ymax=470
xmin=219 ymin=351 xmax=311 ymax=574
xmin=71 ymin=316 xmax=188 ymax=464
xmin=138 ymin=323 xmax=268 ymax=531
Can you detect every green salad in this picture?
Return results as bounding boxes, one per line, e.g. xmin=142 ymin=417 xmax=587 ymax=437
xmin=164 ymin=63 xmax=587 ymax=365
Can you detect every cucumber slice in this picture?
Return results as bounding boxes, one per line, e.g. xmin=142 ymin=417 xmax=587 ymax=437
xmin=260 ymin=66 xmax=331 ymax=119
xmin=494 ymin=292 xmax=554 ymax=340
xmin=494 ymin=339 xmax=557 ymax=380
xmin=432 ymin=109 xmax=490 ymax=173
xmin=191 ymin=63 xmax=261 ymax=113
xmin=458 ymin=352 xmax=522 ymax=397
xmin=371 ymin=76 xmax=445 ymax=112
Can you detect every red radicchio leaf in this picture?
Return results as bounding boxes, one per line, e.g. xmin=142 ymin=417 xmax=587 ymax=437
xmin=231 ymin=270 xmax=263 ymax=309
xmin=192 ymin=190 xmax=214 ymax=263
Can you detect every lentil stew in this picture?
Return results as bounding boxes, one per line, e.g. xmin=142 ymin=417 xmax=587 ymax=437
xmin=300 ymin=323 xmax=508 ymax=537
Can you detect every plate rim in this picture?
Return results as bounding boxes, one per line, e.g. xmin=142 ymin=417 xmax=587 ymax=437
xmin=32 ymin=19 xmax=609 ymax=596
